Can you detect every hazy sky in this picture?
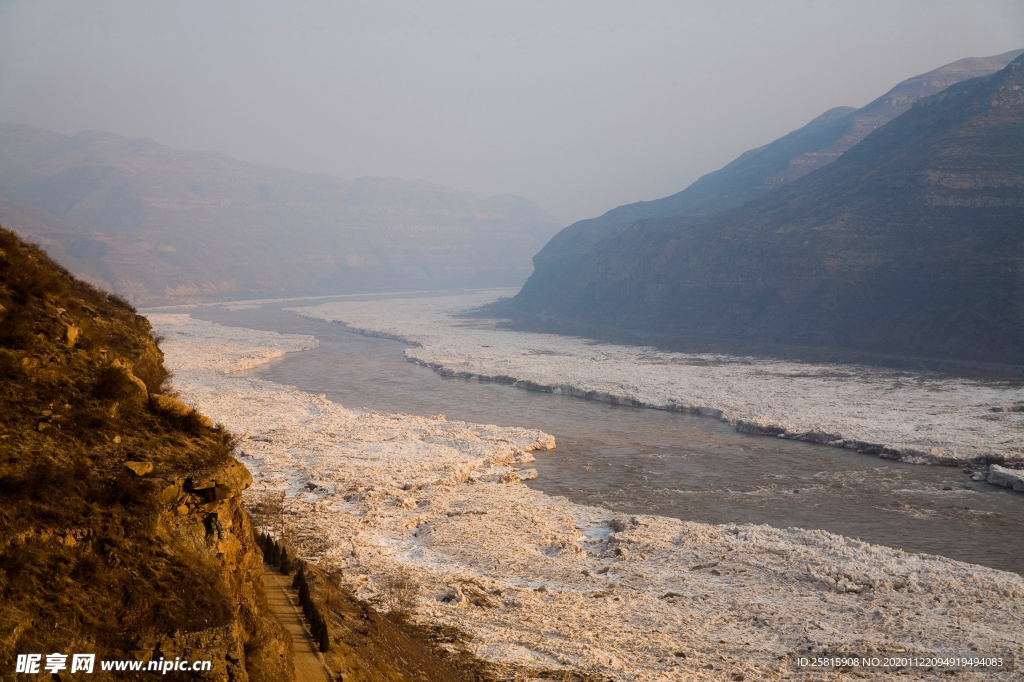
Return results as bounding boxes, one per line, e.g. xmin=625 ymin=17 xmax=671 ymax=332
xmin=2 ymin=1 xmax=1023 ymax=224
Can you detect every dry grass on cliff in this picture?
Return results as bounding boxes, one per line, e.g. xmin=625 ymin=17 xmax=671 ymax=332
xmin=0 ymin=227 xmax=283 ymax=678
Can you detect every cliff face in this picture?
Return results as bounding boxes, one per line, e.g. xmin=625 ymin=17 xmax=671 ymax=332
xmin=0 ymin=227 xmax=292 ymax=680
xmin=0 ymin=127 xmax=562 ymax=304
xmin=525 ymin=49 xmax=1022 ymax=273
xmin=507 ymin=55 xmax=1024 ymax=367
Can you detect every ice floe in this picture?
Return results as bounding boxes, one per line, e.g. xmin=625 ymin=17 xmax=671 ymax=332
xmin=989 ymin=464 xmax=1024 ymax=492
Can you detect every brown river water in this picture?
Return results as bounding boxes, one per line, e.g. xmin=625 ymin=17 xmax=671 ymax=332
xmin=176 ymin=297 xmax=1024 ymax=574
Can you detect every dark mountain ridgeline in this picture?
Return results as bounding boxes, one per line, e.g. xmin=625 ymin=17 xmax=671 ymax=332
xmin=527 ymin=49 xmax=1023 ymax=273
xmin=0 ymin=127 xmax=562 ymax=304
xmin=507 ymin=53 xmax=1024 ymax=368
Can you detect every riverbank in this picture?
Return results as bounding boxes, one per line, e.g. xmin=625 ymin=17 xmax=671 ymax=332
xmin=289 ymin=291 xmax=1024 ymax=468
xmin=148 ymin=311 xmax=1024 ymax=681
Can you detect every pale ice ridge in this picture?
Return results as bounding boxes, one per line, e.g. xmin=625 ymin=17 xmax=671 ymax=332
xmin=289 ymin=292 xmax=1024 ymax=465
xmin=149 ymin=313 xmax=1024 ymax=681
xmin=147 ymin=313 xmax=319 ymax=374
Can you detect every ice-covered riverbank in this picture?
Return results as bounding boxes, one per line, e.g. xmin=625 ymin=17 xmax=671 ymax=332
xmin=289 ymin=292 xmax=1024 ymax=467
xmin=149 ymin=311 xmax=1024 ymax=681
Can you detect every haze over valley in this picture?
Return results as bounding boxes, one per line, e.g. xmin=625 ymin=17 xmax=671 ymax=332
xmin=0 ymin=125 xmax=561 ymax=303
xmin=2 ymin=3 xmax=1023 ymax=681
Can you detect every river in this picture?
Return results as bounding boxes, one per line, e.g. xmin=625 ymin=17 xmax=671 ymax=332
xmin=173 ymin=295 xmax=1024 ymax=574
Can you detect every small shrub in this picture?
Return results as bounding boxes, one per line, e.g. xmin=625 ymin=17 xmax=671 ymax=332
xmin=70 ymin=553 xmax=102 ymax=582
xmin=257 ymin=531 xmax=273 ymax=562
xmin=0 ymin=351 xmax=21 ymax=383
xmin=279 ymin=547 xmax=292 ymax=575
xmin=93 ymin=364 xmax=135 ymax=401
xmin=380 ymin=569 xmax=419 ymax=619
xmin=107 ymin=292 xmax=135 ymax=311
xmin=318 ymin=626 xmax=330 ymax=653
xmin=133 ymin=352 xmax=169 ymax=395
xmin=213 ymin=427 xmax=237 ymax=458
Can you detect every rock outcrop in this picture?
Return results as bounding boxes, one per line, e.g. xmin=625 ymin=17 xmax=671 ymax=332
xmin=0 ymin=226 xmax=293 ymax=680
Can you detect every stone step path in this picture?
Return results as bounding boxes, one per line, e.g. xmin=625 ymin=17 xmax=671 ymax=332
xmin=262 ymin=565 xmax=333 ymax=682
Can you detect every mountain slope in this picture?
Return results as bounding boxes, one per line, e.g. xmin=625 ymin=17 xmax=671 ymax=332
xmin=0 ymin=197 xmax=218 ymax=298
xmin=0 ymin=126 xmax=562 ymax=304
xmin=506 ymin=54 xmax=1024 ymax=367
xmin=529 ymin=49 xmax=1023 ymax=270
xmin=0 ymin=226 xmax=293 ymax=679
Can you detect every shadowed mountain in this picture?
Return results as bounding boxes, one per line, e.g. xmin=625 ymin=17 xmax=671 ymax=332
xmin=0 ymin=126 xmax=562 ymax=304
xmin=505 ymin=54 xmax=1024 ymax=367
xmin=530 ymin=49 xmax=1023 ymax=268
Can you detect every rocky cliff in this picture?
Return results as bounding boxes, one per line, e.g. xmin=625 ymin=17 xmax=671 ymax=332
xmin=506 ymin=54 xmax=1024 ymax=368
xmin=0 ymin=127 xmax=562 ymax=304
xmin=0 ymin=226 xmax=293 ymax=680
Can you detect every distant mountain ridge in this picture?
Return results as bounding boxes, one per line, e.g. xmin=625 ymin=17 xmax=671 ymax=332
xmin=507 ymin=52 xmax=1024 ymax=367
xmin=531 ymin=49 xmax=1023 ymax=268
xmin=0 ymin=125 xmax=562 ymax=304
